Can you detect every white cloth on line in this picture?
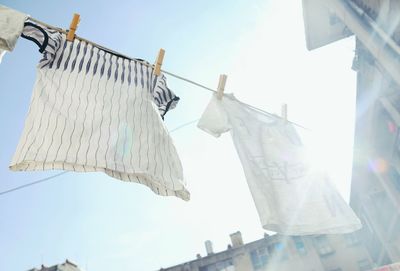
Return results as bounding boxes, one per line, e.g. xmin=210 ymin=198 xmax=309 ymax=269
xmin=198 ymin=93 xmax=361 ymax=235
xmin=0 ymin=49 xmax=5 ymax=63
xmin=9 ymin=20 xmax=189 ymax=201
xmin=0 ymin=5 xmax=28 ymax=53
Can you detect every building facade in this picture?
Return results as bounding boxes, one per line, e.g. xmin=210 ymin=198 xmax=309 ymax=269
xmin=350 ymin=37 xmax=400 ymax=266
xmin=160 ymin=231 xmax=372 ymax=271
xmin=302 ymin=0 xmax=400 ymax=268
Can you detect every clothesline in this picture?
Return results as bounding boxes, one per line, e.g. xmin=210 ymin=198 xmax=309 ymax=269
xmin=0 ymin=172 xmax=67 ymax=196
xmin=29 ymin=18 xmax=218 ymax=93
xmin=29 ymin=17 xmax=308 ymax=130
xmin=3 ymin=8 xmax=362 ymax=236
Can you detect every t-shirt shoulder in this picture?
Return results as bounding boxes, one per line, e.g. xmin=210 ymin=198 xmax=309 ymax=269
xmin=153 ymin=73 xmax=180 ymax=118
xmin=20 ymin=20 xmax=180 ymax=118
xmin=22 ymin=19 xmax=62 ymax=55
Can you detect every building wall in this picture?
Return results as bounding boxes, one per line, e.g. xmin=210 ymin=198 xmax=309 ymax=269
xmin=319 ymin=234 xmax=372 ymax=271
xmin=246 ymin=235 xmax=325 ymax=271
xmin=350 ymin=9 xmax=400 ymax=262
xmin=350 ymin=0 xmax=400 ymax=44
xmin=160 ymin=233 xmax=371 ymax=271
xmin=28 ymin=260 xmax=81 ymax=271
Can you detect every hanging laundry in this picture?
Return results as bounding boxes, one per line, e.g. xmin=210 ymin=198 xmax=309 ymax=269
xmin=0 ymin=50 xmax=5 ymax=64
xmin=198 ymin=93 xmax=361 ymax=235
xmin=1 ymin=10 xmax=189 ymax=200
xmin=0 ymin=5 xmax=28 ymax=63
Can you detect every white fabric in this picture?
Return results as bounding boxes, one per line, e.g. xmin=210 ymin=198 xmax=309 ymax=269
xmin=197 ymin=94 xmax=231 ymax=137
xmin=0 ymin=49 xmax=5 ymax=63
xmin=198 ymin=94 xmax=362 ymax=235
xmin=10 ymin=21 xmax=189 ymax=201
xmin=0 ymin=5 xmax=27 ymax=51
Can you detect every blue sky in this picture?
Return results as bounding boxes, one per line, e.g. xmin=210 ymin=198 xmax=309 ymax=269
xmin=0 ymin=1 xmax=357 ymax=270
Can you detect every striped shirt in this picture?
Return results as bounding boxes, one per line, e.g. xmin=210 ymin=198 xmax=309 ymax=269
xmin=10 ymin=20 xmax=189 ymax=201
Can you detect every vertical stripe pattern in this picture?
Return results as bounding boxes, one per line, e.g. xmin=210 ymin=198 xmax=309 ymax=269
xmin=11 ymin=21 xmax=189 ymax=201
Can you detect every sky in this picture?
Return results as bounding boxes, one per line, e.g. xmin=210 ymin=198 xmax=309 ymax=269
xmin=0 ymin=1 xmax=357 ymax=270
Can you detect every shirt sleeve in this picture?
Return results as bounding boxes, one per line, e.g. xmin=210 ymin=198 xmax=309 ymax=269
xmin=197 ymin=93 xmax=231 ymax=137
xmin=21 ymin=19 xmax=62 ymax=66
xmin=0 ymin=5 xmax=28 ymax=52
xmin=152 ymin=73 xmax=180 ymax=118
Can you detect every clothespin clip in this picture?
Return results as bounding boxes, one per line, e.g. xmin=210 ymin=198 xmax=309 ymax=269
xmin=281 ymin=103 xmax=288 ymax=124
xmin=217 ymin=74 xmax=228 ymax=100
xmin=66 ymin=13 xmax=80 ymax=42
xmin=154 ymin=48 xmax=165 ymax=76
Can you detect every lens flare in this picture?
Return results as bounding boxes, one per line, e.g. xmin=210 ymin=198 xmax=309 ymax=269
xmin=368 ymin=158 xmax=388 ymax=173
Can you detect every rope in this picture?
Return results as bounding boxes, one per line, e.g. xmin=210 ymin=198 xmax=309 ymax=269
xmin=29 ymin=17 xmax=307 ymax=130
xmin=169 ymin=119 xmax=200 ymax=133
xmin=161 ymin=70 xmax=216 ymax=93
xmin=0 ymin=13 xmax=315 ymax=196
xmin=0 ymin=172 xmax=68 ymax=196
xmin=237 ymin=100 xmax=311 ymax=131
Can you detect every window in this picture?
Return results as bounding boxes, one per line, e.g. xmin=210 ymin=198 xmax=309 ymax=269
xmin=250 ymin=247 xmax=268 ymax=270
xmin=292 ymin=236 xmax=307 ymax=255
xmin=344 ymin=233 xmax=360 ymax=246
xmin=267 ymin=242 xmax=288 ymax=261
xmin=358 ymin=259 xmax=372 ymax=271
xmin=199 ymin=259 xmax=234 ymax=271
xmin=314 ymin=236 xmax=334 ymax=256
xmin=182 ymin=263 xmax=190 ymax=271
xmin=387 ymin=165 xmax=400 ymax=192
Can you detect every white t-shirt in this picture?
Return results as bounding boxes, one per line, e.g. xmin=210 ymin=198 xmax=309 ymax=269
xmin=0 ymin=5 xmax=28 ymax=62
xmin=198 ymin=94 xmax=361 ymax=234
xmin=8 ymin=20 xmax=189 ymax=201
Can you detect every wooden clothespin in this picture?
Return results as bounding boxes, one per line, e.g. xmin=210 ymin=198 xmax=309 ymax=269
xmin=217 ymin=74 xmax=228 ymax=100
xmin=154 ymin=48 xmax=165 ymax=76
xmin=281 ymin=103 xmax=288 ymax=123
xmin=66 ymin=13 xmax=80 ymax=42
